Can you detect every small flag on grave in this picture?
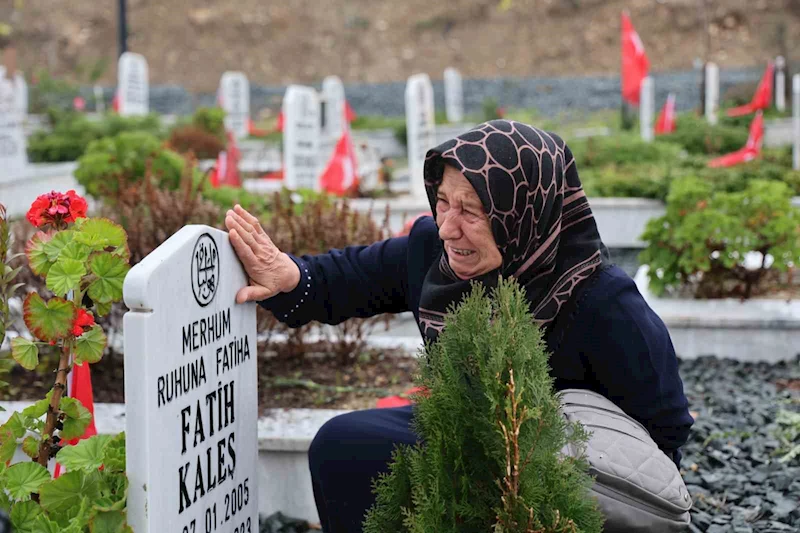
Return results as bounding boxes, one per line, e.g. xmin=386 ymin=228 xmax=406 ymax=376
xmin=726 ymin=62 xmax=774 ymax=117
xmin=621 ymin=11 xmax=650 ymax=105
xmin=655 ymin=93 xmax=676 ymax=135
xmin=320 ymin=128 xmax=359 ymax=195
xmin=708 ymin=111 xmax=764 ymax=168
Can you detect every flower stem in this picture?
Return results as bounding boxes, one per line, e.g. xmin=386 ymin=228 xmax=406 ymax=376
xmin=36 ymin=341 xmax=71 ymax=468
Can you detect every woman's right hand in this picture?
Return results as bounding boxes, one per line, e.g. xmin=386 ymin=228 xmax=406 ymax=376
xmin=224 ymin=205 xmax=301 ymax=304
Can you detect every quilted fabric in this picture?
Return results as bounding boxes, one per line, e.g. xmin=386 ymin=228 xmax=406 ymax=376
xmin=559 ymin=389 xmax=692 ymax=514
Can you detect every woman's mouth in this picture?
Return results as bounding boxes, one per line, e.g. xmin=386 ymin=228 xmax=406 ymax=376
xmin=450 ymin=247 xmax=475 ymax=257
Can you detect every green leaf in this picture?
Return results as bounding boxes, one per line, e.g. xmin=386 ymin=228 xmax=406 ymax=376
xmin=38 ymin=470 xmax=100 ymax=521
xmin=46 ymin=258 xmax=87 ymax=298
xmin=101 ymin=432 xmax=126 ymax=473
xmin=32 ymin=515 xmax=62 ymax=533
xmin=56 ymin=434 xmax=112 ymax=473
xmin=22 ymin=390 xmax=53 ymax=419
xmin=2 ymin=411 xmax=27 ymax=439
xmin=90 ymin=510 xmax=131 ymax=533
xmin=23 ymin=294 xmax=75 ymax=343
xmin=74 ymin=326 xmax=106 ymax=365
xmin=10 ymin=500 xmax=42 ymax=533
xmin=25 ymin=231 xmax=56 ymax=277
xmin=87 ymin=253 xmax=129 ymax=304
xmin=59 ymin=397 xmax=93 ymax=440
xmin=93 ymin=300 xmax=112 ymax=318
xmin=59 ymin=241 xmax=91 ymax=264
xmin=22 ymin=436 xmax=39 ymax=459
xmin=42 ymin=230 xmax=74 ymax=263
xmin=11 ymin=337 xmax=40 ymax=370
xmin=0 ymin=428 xmax=17 ymax=463
xmin=74 ymin=218 xmax=126 ymax=250
xmin=5 ymin=462 xmax=51 ymax=501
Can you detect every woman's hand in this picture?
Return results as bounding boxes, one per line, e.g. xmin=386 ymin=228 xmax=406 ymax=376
xmin=225 ymin=205 xmax=300 ymax=304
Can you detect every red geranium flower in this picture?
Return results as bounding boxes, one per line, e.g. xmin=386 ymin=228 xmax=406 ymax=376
xmin=26 ymin=190 xmax=88 ymax=228
xmin=72 ymin=308 xmax=95 ymax=337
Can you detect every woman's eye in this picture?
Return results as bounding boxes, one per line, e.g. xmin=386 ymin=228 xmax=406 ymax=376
xmin=436 ymin=198 xmax=449 ymax=207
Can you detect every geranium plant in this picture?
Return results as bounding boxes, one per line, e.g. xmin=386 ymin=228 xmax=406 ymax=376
xmin=0 ymin=191 xmax=132 ymax=531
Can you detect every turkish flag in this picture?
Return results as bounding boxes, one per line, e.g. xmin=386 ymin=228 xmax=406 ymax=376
xmin=345 ymin=101 xmax=357 ymax=123
xmin=708 ymin=111 xmax=764 ymax=168
xmin=209 ymin=131 xmax=242 ymax=188
xmin=621 ymin=11 xmax=650 ymax=105
xmin=376 ymin=387 xmax=427 ymax=409
xmin=276 ymin=111 xmax=284 ymax=133
xmin=726 ymin=62 xmax=774 ymax=117
xmin=111 ymin=91 xmax=120 ymax=113
xmin=53 ymin=361 xmax=98 ymax=478
xmin=655 ymin=93 xmax=676 ymax=135
xmin=247 ymin=118 xmax=269 ymax=137
xmin=319 ymin=129 xmax=360 ymax=196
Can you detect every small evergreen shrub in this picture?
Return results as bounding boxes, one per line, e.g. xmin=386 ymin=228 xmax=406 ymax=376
xmin=570 ymin=134 xmax=683 ymax=168
xmin=74 ymin=131 xmax=192 ymax=198
xmin=657 ymin=114 xmax=748 ymax=155
xmin=166 ymin=125 xmax=226 ymax=159
xmin=364 ymin=278 xmax=603 ymax=533
xmin=192 ymin=107 xmax=226 ymax=140
xmin=640 ymin=177 xmax=800 ymax=299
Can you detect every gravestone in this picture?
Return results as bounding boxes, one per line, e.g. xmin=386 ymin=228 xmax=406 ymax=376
xmin=321 ymin=75 xmax=346 ymax=165
xmin=220 ymin=72 xmax=250 ymax=140
xmin=443 ymin=67 xmax=464 ymax=123
xmin=793 ymin=74 xmax=799 ymax=171
xmin=405 ymin=73 xmax=436 ymax=200
xmin=705 ymin=62 xmax=719 ymax=125
xmin=639 ymin=76 xmax=654 ymax=142
xmin=775 ymin=56 xmax=786 ymax=113
xmin=282 ymin=85 xmax=321 ymax=190
xmin=118 ymin=52 xmax=149 ymax=116
xmin=123 ymin=226 xmax=259 ymax=533
xmin=0 ymin=69 xmax=28 ymax=178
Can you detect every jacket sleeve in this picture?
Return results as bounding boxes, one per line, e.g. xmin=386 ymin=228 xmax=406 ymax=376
xmin=581 ymin=280 xmax=694 ymax=464
xmin=258 ymin=235 xmax=411 ymax=327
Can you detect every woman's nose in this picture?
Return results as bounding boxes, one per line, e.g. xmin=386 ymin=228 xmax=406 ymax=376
xmin=438 ymin=214 xmax=461 ymax=241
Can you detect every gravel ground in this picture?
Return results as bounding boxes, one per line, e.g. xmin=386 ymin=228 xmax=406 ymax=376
xmin=256 ymin=355 xmax=800 ymax=533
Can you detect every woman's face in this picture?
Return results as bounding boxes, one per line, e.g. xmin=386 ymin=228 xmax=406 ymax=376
xmin=435 ymin=165 xmax=503 ymax=280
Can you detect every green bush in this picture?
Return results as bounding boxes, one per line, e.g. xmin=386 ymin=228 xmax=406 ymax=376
xmin=192 ymin=107 xmax=226 ymax=140
xmin=364 ymin=279 xmax=603 ymax=533
xmin=570 ymin=133 xmax=683 ymax=168
xmin=27 ymin=112 xmax=163 ymax=163
xmin=74 ymin=131 xmax=189 ymax=198
xmin=639 ymin=176 xmax=800 ymax=299
xmin=201 ymin=185 xmax=272 ymax=214
xmin=657 ymin=114 xmax=748 ymax=155
xmin=580 ymin=163 xmax=679 ymax=201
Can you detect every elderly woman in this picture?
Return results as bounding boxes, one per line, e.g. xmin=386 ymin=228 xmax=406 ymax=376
xmin=225 ymin=120 xmax=693 ymax=533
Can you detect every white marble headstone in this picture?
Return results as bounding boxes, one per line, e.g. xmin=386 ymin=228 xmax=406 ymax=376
xmin=321 ymin=76 xmax=346 ymax=166
xmin=793 ymin=74 xmax=799 ymax=171
xmin=775 ymin=56 xmax=786 ymax=113
xmin=705 ymin=62 xmax=719 ymax=126
xmin=443 ymin=67 xmax=464 ymax=123
xmin=0 ymin=70 xmax=28 ymax=179
xmin=405 ymin=73 xmax=436 ymax=200
xmin=283 ymin=85 xmax=321 ymax=190
xmin=639 ymin=76 xmax=654 ymax=143
xmin=118 ymin=52 xmax=149 ymax=116
xmin=220 ymin=72 xmax=250 ymax=140
xmin=123 ymin=226 xmax=258 ymax=533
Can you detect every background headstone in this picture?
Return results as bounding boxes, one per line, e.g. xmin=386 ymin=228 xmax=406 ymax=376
xmin=283 ymin=85 xmax=321 ymax=190
xmin=321 ymin=75 xmax=346 ymax=165
xmin=118 ymin=52 xmax=149 ymax=116
xmin=0 ymin=70 xmax=28 ymax=178
xmin=640 ymin=76 xmax=654 ymax=142
xmin=444 ymin=67 xmax=464 ymax=123
xmin=123 ymin=225 xmax=259 ymax=533
xmin=220 ymin=72 xmax=250 ymax=140
xmin=705 ymin=62 xmax=719 ymax=125
xmin=793 ymin=74 xmax=799 ymax=171
xmin=405 ymin=73 xmax=436 ymax=200
xmin=775 ymin=56 xmax=786 ymax=113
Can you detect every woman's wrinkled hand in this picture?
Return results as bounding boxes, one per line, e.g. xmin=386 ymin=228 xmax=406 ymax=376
xmin=224 ymin=205 xmax=300 ymax=304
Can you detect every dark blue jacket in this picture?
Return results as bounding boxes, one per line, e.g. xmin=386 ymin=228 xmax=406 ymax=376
xmin=261 ymin=216 xmax=694 ymax=464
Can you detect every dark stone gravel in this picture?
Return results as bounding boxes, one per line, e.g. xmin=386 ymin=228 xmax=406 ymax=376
xmin=679 ymin=356 xmax=800 ymax=532
xmin=256 ymin=356 xmax=800 ymax=532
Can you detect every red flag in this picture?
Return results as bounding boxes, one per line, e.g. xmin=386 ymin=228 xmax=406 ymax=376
xmin=276 ymin=111 xmax=284 ymax=133
xmin=726 ymin=62 xmax=774 ymax=117
xmin=345 ymin=101 xmax=357 ymax=123
xmin=111 ymin=91 xmax=120 ymax=113
xmin=655 ymin=93 xmax=676 ymax=135
xmin=395 ymin=212 xmax=432 ymax=237
xmin=621 ymin=11 xmax=650 ymax=105
xmin=247 ymin=118 xmax=269 ymax=137
xmin=53 ymin=361 xmax=97 ymax=478
xmin=376 ymin=387 xmax=426 ymax=409
xmin=708 ymin=111 xmax=764 ymax=168
xmin=209 ymin=132 xmax=242 ymax=188
xmin=319 ymin=129 xmax=359 ymax=196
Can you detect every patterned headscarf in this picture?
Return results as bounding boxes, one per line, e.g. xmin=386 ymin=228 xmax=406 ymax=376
xmin=417 ymin=119 xmax=610 ymax=342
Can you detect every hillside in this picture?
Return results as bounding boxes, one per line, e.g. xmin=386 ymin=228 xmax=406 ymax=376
xmin=7 ymin=0 xmax=800 ymax=91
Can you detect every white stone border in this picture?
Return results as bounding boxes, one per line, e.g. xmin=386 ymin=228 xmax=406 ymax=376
xmin=634 ymin=267 xmax=800 ymax=363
